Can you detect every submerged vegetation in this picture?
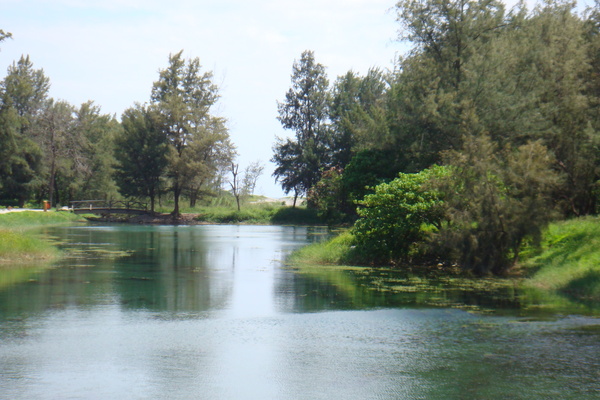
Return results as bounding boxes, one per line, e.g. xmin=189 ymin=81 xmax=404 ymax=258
xmin=289 ymin=216 xmax=600 ymax=313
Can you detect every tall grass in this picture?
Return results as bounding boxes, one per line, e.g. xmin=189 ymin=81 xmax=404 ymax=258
xmin=0 ymin=211 xmax=83 ymax=265
xmin=0 ymin=210 xmax=82 ymax=231
xmin=288 ymin=230 xmax=355 ymax=265
xmin=194 ymin=203 xmax=323 ymax=225
xmin=522 ymin=216 xmax=600 ymax=301
xmin=0 ymin=229 xmax=59 ymax=264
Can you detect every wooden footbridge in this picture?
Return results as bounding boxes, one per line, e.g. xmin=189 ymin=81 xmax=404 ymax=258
xmin=70 ymin=200 xmax=150 ymax=216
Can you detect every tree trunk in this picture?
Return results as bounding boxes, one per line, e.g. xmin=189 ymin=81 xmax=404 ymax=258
xmin=149 ymin=188 xmax=155 ymax=213
xmin=172 ymin=182 xmax=181 ymax=218
xmin=48 ymin=158 xmax=56 ymax=207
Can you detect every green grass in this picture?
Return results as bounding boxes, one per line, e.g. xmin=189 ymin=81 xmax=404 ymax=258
xmin=194 ymin=203 xmax=324 ymax=225
xmin=153 ymin=195 xmax=323 ymax=225
xmin=0 ymin=211 xmax=84 ymax=264
xmin=0 ymin=210 xmax=83 ymax=231
xmin=0 ymin=229 xmax=59 ymax=264
xmin=288 ymin=230 xmax=355 ymax=265
xmin=521 ymin=216 xmax=600 ymax=301
xmin=287 ymin=216 xmax=600 ymax=313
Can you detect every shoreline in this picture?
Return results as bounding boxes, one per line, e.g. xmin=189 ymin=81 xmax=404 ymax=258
xmin=85 ymin=213 xmax=207 ymax=225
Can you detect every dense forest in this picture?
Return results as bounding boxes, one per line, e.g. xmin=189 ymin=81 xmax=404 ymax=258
xmin=272 ymin=0 xmax=600 ymax=274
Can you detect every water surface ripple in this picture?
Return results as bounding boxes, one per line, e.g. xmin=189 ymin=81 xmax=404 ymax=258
xmin=0 ymin=225 xmax=599 ymax=399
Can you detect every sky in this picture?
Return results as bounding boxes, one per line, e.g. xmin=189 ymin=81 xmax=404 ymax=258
xmin=0 ymin=0 xmax=595 ymax=198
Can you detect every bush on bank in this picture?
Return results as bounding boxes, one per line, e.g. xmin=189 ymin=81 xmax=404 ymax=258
xmin=291 ymin=215 xmax=600 ymax=304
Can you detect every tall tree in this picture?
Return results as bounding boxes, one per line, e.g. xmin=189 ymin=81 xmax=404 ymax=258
xmin=115 ymin=105 xmax=168 ymax=212
xmin=272 ymin=50 xmax=331 ymax=205
xmin=182 ymin=116 xmax=234 ymax=208
xmin=70 ymin=101 xmax=120 ymax=202
xmin=0 ymin=55 xmax=49 ymax=206
xmin=329 ymin=69 xmax=390 ymax=168
xmin=0 ymin=105 xmax=40 ymax=206
xmin=34 ymin=99 xmax=75 ymax=207
xmin=391 ymin=0 xmax=508 ymax=168
xmin=435 ymin=134 xmax=561 ymax=275
xmin=242 ymin=161 xmax=264 ymax=196
xmin=150 ymin=51 xmax=233 ymax=216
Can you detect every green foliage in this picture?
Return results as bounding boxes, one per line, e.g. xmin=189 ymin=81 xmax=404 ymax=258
xmin=270 ymin=206 xmax=322 ymax=225
xmin=341 ymin=149 xmax=401 ymax=204
xmin=192 ymin=203 xmax=323 ymax=225
xmin=0 ymin=229 xmax=57 ymax=263
xmin=0 ymin=211 xmax=83 ymax=263
xmin=287 ymin=230 xmax=355 ymax=266
xmin=0 ymin=56 xmax=47 ymax=207
xmin=115 ymin=105 xmax=168 ymax=211
xmin=272 ymin=50 xmax=331 ymax=200
xmin=307 ymin=167 xmax=347 ymax=223
xmin=329 ymin=69 xmax=390 ymax=167
xmin=69 ymin=102 xmax=120 ymax=202
xmin=352 ymin=165 xmax=448 ymax=264
xmin=435 ymin=135 xmax=561 ymax=275
xmin=523 ymin=216 xmax=600 ymax=301
xmin=0 ymin=210 xmax=83 ymax=230
xmin=150 ymin=51 xmax=234 ymax=215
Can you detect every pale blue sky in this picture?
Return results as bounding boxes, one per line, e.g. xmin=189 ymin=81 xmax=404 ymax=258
xmin=0 ymin=0 xmax=595 ymax=197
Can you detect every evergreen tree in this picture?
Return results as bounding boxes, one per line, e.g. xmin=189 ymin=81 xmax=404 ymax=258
xmin=391 ymin=0 xmax=508 ymax=168
xmin=329 ymin=69 xmax=390 ymax=168
xmin=34 ymin=99 xmax=75 ymax=207
xmin=115 ymin=105 xmax=168 ymax=212
xmin=70 ymin=102 xmax=120 ymax=202
xmin=0 ymin=55 xmax=49 ymax=206
xmin=272 ymin=50 xmax=331 ymax=205
xmin=150 ymin=51 xmax=233 ymax=216
xmin=435 ymin=134 xmax=561 ymax=275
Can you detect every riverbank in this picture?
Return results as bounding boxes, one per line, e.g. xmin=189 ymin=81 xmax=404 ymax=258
xmin=521 ymin=216 xmax=600 ymax=302
xmin=87 ymin=203 xmax=323 ymax=225
xmin=0 ymin=211 xmax=84 ymax=265
xmin=287 ymin=216 xmax=600 ymax=310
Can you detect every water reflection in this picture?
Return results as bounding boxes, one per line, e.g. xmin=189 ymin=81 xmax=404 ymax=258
xmin=1 ymin=225 xmax=600 ymax=399
xmin=0 ymin=225 xmax=332 ymax=318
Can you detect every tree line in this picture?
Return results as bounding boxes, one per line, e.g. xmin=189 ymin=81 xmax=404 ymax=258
xmin=272 ymin=0 xmax=600 ymax=274
xmin=0 ymin=45 xmax=264 ymax=216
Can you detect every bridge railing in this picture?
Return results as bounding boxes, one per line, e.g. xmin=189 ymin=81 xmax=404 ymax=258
xmin=70 ymin=200 xmax=148 ymax=212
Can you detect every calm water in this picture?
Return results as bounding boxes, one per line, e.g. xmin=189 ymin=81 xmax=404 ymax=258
xmin=1 ymin=224 xmax=599 ymax=399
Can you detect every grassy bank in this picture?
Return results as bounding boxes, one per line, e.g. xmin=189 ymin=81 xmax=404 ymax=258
xmin=287 ymin=216 xmax=600 ymax=311
xmin=0 ymin=211 xmax=84 ymax=265
xmin=194 ymin=203 xmax=323 ymax=225
xmin=521 ymin=216 xmax=600 ymax=302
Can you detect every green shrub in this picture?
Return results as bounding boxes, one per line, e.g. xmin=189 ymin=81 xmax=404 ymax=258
xmin=270 ymin=206 xmax=322 ymax=225
xmin=351 ymin=165 xmax=447 ymax=265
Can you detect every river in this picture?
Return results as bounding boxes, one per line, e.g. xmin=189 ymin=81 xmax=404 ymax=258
xmin=1 ymin=224 xmax=599 ymax=399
